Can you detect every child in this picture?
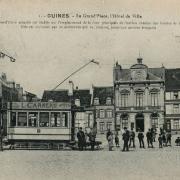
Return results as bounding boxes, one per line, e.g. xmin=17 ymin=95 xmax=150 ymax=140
xmin=158 ymin=134 xmax=163 ymax=148
xmin=115 ymin=134 xmax=120 ymax=147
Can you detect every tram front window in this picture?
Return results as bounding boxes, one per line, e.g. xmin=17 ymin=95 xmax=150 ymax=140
xmin=11 ymin=112 xmax=16 ymax=127
xmin=39 ymin=112 xmax=49 ymax=127
xmin=18 ymin=112 xmax=27 ymax=127
xmin=28 ymin=112 xmax=38 ymax=127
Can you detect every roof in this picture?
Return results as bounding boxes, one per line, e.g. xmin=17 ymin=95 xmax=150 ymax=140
xmin=93 ymin=86 xmax=114 ymax=105
xmin=41 ymin=90 xmax=70 ymax=102
xmin=165 ymin=69 xmax=180 ymax=91
xmin=114 ymin=67 xmax=165 ymax=82
xmin=73 ymin=89 xmax=91 ymax=107
xmin=41 ymin=89 xmax=92 ymax=107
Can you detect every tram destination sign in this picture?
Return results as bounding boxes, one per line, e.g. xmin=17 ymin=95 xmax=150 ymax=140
xmin=8 ymin=102 xmax=71 ymax=110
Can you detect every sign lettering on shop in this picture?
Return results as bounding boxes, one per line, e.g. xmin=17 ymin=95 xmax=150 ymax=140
xmin=9 ymin=102 xmax=71 ymax=110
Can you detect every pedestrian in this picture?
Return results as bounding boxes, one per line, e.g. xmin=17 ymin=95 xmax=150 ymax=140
xmin=158 ymin=134 xmax=163 ymax=148
xmin=107 ymin=132 xmax=113 ymax=151
xmin=122 ymin=127 xmax=130 ymax=152
xmin=115 ymin=133 xmax=120 ymax=147
xmin=138 ymin=129 xmax=145 ymax=148
xmin=151 ymin=128 xmax=156 ymax=142
xmin=129 ymin=128 xmax=135 ymax=148
xmin=106 ymin=129 xmax=111 ymax=141
xmin=166 ymin=132 xmax=172 ymax=146
xmin=88 ymin=128 xmax=96 ymax=151
xmin=162 ymin=130 xmax=167 ymax=147
xmin=77 ymin=127 xmax=85 ymax=151
xmin=146 ymin=129 xmax=153 ymax=148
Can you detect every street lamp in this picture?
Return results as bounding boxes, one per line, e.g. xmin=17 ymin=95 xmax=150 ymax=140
xmin=0 ymin=50 xmax=16 ymax=151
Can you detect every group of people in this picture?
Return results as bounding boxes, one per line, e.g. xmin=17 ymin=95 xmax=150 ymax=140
xmin=106 ymin=127 xmax=172 ymax=151
xmin=76 ymin=127 xmax=96 ymax=151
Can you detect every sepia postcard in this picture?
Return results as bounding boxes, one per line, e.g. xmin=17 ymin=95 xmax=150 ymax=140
xmin=0 ymin=0 xmax=180 ymax=180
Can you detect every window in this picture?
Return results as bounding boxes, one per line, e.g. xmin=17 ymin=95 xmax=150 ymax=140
xmin=151 ymin=117 xmax=158 ymax=129
xmin=121 ymin=94 xmax=128 ymax=107
xmin=11 ymin=112 xmax=16 ymax=127
xmin=121 ymin=114 xmax=128 ymax=129
xmin=50 ymin=112 xmax=61 ymax=127
xmin=94 ymin=97 xmax=99 ymax=105
xmin=173 ymin=119 xmax=180 ymax=130
xmin=173 ymin=104 xmax=179 ymax=114
xmin=106 ymin=109 xmax=113 ymax=118
xmin=107 ymin=122 xmax=112 ymax=130
xmin=96 ymin=110 xmax=99 ymax=118
xmin=62 ymin=112 xmax=68 ymax=127
xmin=75 ymin=99 xmax=80 ymax=106
xmin=39 ymin=112 xmax=49 ymax=127
xmin=99 ymin=122 xmax=105 ymax=132
xmin=99 ymin=110 xmax=105 ymax=118
xmin=17 ymin=112 xmax=27 ymax=127
xmin=173 ymin=92 xmax=179 ymax=100
xmin=106 ymin=97 xmax=112 ymax=105
xmin=28 ymin=112 xmax=38 ymax=127
xmin=151 ymin=93 xmax=158 ymax=106
xmin=136 ymin=92 xmax=143 ymax=107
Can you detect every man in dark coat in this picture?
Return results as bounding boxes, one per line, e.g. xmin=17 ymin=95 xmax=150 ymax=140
xmin=122 ymin=127 xmax=130 ymax=152
xmin=88 ymin=128 xmax=96 ymax=151
xmin=146 ymin=129 xmax=153 ymax=148
xmin=106 ymin=129 xmax=111 ymax=140
xmin=138 ymin=129 xmax=145 ymax=148
xmin=129 ymin=128 xmax=135 ymax=148
xmin=77 ymin=127 xmax=85 ymax=151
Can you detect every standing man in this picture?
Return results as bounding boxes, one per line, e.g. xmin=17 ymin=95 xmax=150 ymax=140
xmin=122 ymin=127 xmax=130 ymax=152
xmin=129 ymin=128 xmax=135 ymax=148
xmin=77 ymin=127 xmax=85 ymax=151
xmin=88 ymin=128 xmax=96 ymax=151
xmin=146 ymin=129 xmax=153 ymax=148
xmin=106 ymin=129 xmax=112 ymax=141
xmin=138 ymin=129 xmax=145 ymax=148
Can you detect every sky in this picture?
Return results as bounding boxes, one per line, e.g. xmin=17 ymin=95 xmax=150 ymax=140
xmin=0 ymin=0 xmax=180 ymax=97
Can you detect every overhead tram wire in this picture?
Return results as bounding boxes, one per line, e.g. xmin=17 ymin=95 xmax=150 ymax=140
xmin=51 ymin=59 xmax=99 ymax=91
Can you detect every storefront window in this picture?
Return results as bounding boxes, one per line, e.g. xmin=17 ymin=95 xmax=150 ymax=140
xmin=173 ymin=119 xmax=180 ymax=130
xmin=121 ymin=114 xmax=128 ymax=129
xmin=50 ymin=112 xmax=61 ymax=127
xmin=11 ymin=112 xmax=16 ymax=127
xmin=17 ymin=112 xmax=27 ymax=127
xmin=39 ymin=112 xmax=49 ymax=127
xmin=151 ymin=113 xmax=159 ymax=129
xmin=28 ymin=112 xmax=38 ymax=127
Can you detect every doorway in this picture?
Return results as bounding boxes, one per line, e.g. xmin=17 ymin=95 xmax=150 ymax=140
xmin=136 ymin=113 xmax=144 ymax=132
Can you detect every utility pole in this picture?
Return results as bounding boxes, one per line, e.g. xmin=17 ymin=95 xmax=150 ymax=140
xmin=53 ymin=59 xmax=99 ymax=142
xmin=0 ymin=51 xmax=16 ymax=151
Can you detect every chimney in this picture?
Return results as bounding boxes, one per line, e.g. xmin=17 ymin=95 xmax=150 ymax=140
xmin=68 ymin=80 xmax=74 ymax=96
xmin=137 ymin=57 xmax=143 ymax=64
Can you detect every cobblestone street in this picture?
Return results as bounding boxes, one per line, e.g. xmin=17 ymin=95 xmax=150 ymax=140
xmin=0 ymin=135 xmax=179 ymax=180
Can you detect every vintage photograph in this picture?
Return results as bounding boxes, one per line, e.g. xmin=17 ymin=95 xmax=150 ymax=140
xmin=0 ymin=0 xmax=180 ymax=180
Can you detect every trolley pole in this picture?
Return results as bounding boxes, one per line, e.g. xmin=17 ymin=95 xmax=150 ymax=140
xmin=0 ymin=51 xmax=16 ymax=151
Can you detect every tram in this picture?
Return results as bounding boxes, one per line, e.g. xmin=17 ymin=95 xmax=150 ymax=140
xmin=6 ymin=101 xmax=73 ymax=149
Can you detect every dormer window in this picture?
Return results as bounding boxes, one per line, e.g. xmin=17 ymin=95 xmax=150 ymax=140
xmin=75 ymin=99 xmax=80 ymax=106
xmin=173 ymin=92 xmax=178 ymax=100
xmin=106 ymin=97 xmax=112 ymax=105
xmin=94 ymin=97 xmax=99 ymax=105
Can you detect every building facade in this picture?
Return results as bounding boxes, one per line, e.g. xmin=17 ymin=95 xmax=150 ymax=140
xmin=92 ymin=86 xmax=115 ymax=134
xmin=165 ymin=69 xmax=180 ymax=134
xmin=113 ymin=58 xmax=165 ymax=132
